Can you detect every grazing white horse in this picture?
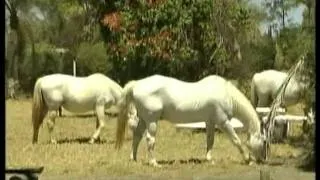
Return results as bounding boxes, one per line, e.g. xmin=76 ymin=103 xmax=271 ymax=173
xmin=115 ymin=75 xmax=267 ymax=167
xmin=32 ymin=73 xmax=123 ymax=144
xmin=251 ymin=70 xmax=308 ymax=108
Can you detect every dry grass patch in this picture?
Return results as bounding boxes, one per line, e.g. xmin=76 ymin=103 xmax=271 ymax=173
xmin=5 ymin=99 xmax=308 ymax=178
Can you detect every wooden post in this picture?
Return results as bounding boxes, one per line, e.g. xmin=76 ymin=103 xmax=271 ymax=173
xmin=73 ymin=58 xmax=76 ymax=77
xmin=260 ymin=169 xmax=271 ymax=180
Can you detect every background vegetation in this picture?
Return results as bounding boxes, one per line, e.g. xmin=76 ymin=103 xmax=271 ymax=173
xmin=5 ymin=0 xmax=315 ymax=90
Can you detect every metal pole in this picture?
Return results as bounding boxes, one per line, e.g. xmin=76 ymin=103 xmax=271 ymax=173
xmin=73 ymin=58 xmax=76 ymax=77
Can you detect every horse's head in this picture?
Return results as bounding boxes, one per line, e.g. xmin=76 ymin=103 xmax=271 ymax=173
xmin=247 ymin=133 xmax=269 ymax=163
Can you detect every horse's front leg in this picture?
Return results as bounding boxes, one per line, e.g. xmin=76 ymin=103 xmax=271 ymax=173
xmin=89 ymin=103 xmax=105 ymax=144
xmin=58 ymin=107 xmax=63 ymax=117
xmin=146 ymin=121 xmax=161 ymax=167
xmin=47 ymin=110 xmax=58 ymax=144
xmin=205 ymin=120 xmax=216 ymax=165
xmin=220 ymin=120 xmax=253 ymax=165
xmin=94 ymin=118 xmax=101 ymax=142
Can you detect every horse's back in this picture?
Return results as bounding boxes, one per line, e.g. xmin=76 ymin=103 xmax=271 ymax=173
xmin=254 ymin=70 xmax=287 ymax=82
xmin=87 ymin=73 xmax=110 ymax=81
xmin=37 ymin=73 xmax=120 ymax=112
xmin=132 ymin=75 xmax=230 ymax=122
xmin=87 ymin=73 xmax=122 ymax=92
xmin=133 ymin=75 xmax=225 ymax=101
xmin=253 ymin=70 xmax=287 ymax=91
xmin=38 ymin=74 xmax=76 ymax=89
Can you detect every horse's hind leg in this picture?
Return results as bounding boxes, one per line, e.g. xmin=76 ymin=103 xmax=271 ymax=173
xmin=131 ymin=118 xmax=146 ymax=161
xmin=205 ymin=120 xmax=216 ymax=165
xmin=58 ymin=107 xmax=63 ymax=117
xmin=89 ymin=103 xmax=106 ymax=144
xmin=257 ymin=93 xmax=271 ymax=107
xmin=145 ymin=120 xmax=162 ymax=167
xmin=47 ymin=110 xmax=58 ymax=144
xmin=219 ymin=120 xmax=252 ymax=165
xmin=94 ymin=118 xmax=101 ymax=142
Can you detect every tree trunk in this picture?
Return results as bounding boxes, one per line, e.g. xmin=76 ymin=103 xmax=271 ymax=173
xmin=6 ymin=0 xmax=25 ymax=83
xmin=281 ymin=0 xmax=285 ymax=29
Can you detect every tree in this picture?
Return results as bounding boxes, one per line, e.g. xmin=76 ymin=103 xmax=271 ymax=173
xmin=5 ymin=0 xmax=108 ymax=92
xmin=96 ymin=0 xmax=267 ymax=84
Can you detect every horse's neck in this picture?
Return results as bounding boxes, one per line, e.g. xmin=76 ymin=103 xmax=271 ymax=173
xmin=228 ymin=83 xmax=261 ymax=135
xmin=285 ymin=76 xmax=304 ymax=95
xmin=111 ymin=83 xmax=123 ymax=103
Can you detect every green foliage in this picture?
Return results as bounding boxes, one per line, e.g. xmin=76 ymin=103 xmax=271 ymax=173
xmin=6 ymin=0 xmax=109 ymax=92
xmin=77 ymin=42 xmax=112 ymax=75
xmin=6 ymin=0 xmax=315 ymax=99
xmin=100 ymin=0 xmax=265 ymax=84
xmin=18 ymin=42 xmax=63 ymax=91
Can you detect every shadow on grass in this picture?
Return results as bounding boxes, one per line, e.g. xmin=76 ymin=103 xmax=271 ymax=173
xmin=155 ymin=158 xmax=207 ymax=165
xmin=143 ymin=157 xmax=287 ymax=167
xmin=56 ymin=137 xmax=107 ymax=144
xmin=55 ymin=136 xmax=132 ymax=145
xmin=59 ymin=112 xmax=117 ymax=118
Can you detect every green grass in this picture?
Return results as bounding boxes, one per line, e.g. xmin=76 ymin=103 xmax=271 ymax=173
xmin=5 ymin=99 xmax=306 ymax=178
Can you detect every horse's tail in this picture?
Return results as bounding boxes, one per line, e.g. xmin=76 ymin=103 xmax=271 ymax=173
xmin=115 ymin=80 xmax=137 ymax=149
xmin=32 ymin=78 xmax=47 ymax=144
xmin=250 ymin=74 xmax=258 ymax=108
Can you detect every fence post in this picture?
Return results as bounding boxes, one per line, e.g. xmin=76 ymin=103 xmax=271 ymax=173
xmin=73 ymin=58 xmax=77 ymax=77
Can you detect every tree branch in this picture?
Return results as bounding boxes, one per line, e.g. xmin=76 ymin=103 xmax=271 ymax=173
xmin=5 ymin=0 xmax=12 ymax=14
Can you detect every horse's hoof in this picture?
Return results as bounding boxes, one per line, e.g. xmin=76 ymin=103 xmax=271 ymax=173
xmin=149 ymin=160 xmax=162 ymax=168
xmin=247 ymin=161 xmax=255 ymax=166
xmin=96 ymin=137 xmax=101 ymax=142
xmin=210 ymin=160 xmax=216 ymax=165
xmin=152 ymin=163 xmax=162 ymax=168
xmin=129 ymin=154 xmax=134 ymax=161
xmin=206 ymin=158 xmax=215 ymax=165
xmin=88 ymin=138 xmax=95 ymax=144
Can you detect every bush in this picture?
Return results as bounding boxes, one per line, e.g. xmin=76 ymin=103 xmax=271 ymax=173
xmin=19 ymin=43 xmax=64 ymax=93
xmin=76 ymin=42 xmax=112 ymax=76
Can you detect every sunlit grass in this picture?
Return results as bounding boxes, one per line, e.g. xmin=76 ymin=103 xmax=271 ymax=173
xmin=5 ymin=99 xmax=307 ymax=177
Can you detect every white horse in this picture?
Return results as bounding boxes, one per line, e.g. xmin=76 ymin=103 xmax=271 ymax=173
xmin=251 ymin=69 xmax=308 ymax=108
xmin=32 ymin=73 xmax=123 ymax=144
xmin=115 ymin=75 xmax=267 ymax=167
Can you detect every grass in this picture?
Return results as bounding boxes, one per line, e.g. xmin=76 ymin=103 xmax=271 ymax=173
xmin=5 ymin=99 xmax=307 ymax=178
